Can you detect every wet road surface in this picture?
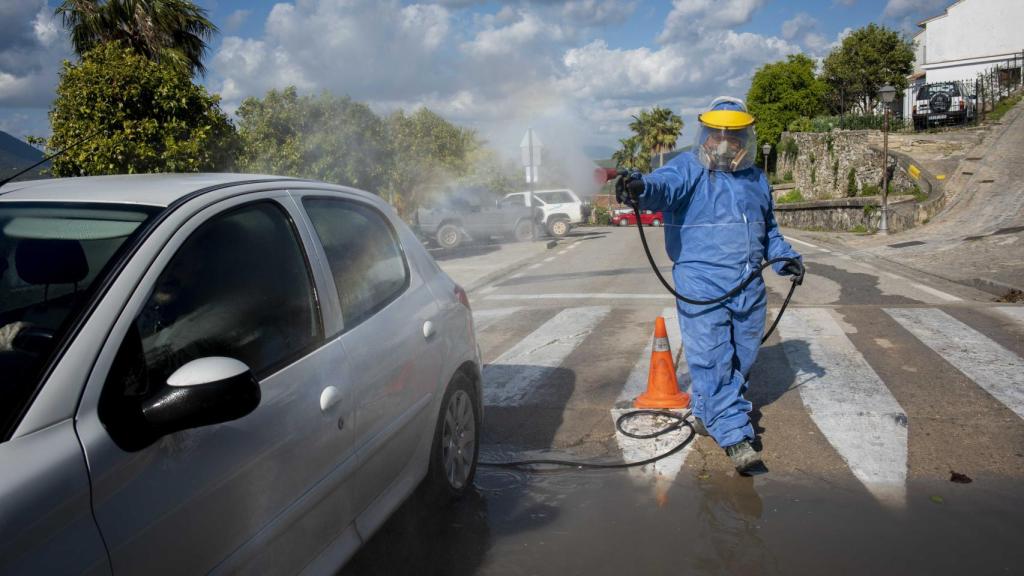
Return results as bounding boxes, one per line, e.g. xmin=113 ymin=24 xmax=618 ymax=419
xmin=341 ymin=227 xmax=1024 ymax=575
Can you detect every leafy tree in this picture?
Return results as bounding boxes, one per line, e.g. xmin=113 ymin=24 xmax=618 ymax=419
xmin=747 ymin=54 xmax=828 ymax=158
xmin=612 ymin=135 xmax=647 ymax=172
xmin=628 ymin=106 xmax=683 ymax=169
xmin=382 ymin=107 xmax=479 ymax=214
xmin=821 ymin=24 xmax=914 ymax=115
xmin=45 ymin=42 xmax=237 ymax=176
xmin=236 ymin=87 xmax=389 ymax=193
xmin=56 ymin=0 xmax=217 ymax=76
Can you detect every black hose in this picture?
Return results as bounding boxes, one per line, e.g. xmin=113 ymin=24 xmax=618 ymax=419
xmin=478 ymin=202 xmax=804 ymax=471
xmin=630 ymin=204 xmax=802 ymax=343
xmin=480 ymin=410 xmax=694 ymax=469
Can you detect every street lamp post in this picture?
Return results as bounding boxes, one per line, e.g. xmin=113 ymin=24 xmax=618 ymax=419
xmin=762 ymin=143 xmax=772 ymax=175
xmin=878 ymin=85 xmax=897 ymax=235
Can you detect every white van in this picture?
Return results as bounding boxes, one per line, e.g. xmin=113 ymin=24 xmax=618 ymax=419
xmin=502 ymin=189 xmax=584 ymax=237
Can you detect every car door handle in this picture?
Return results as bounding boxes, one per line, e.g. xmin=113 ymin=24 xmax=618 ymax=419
xmin=320 ymin=386 xmax=342 ymax=412
xmin=423 ymin=320 xmax=436 ymax=340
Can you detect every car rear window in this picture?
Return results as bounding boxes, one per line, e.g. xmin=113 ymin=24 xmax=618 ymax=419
xmin=0 ymin=202 xmax=159 ymax=438
xmin=917 ymin=83 xmax=960 ymax=99
xmin=536 ymin=191 xmax=574 ymax=204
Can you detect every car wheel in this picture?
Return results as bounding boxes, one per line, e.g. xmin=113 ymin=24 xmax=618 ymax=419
xmin=548 ymin=218 xmax=570 ymax=237
xmin=436 ymin=224 xmax=461 ymax=249
xmin=513 ymin=219 xmax=534 ymax=242
xmin=617 ymin=218 xmax=629 ymax=227
xmin=426 ymin=372 xmax=479 ymax=500
xmin=651 ymin=219 xmax=661 ymax=227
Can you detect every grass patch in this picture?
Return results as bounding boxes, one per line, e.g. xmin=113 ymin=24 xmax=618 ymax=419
xmin=776 ymin=188 xmax=805 ymax=204
xmin=850 ymin=224 xmax=869 ymax=234
xmin=911 ymin=183 xmax=928 ymax=202
xmin=987 ymin=93 xmax=1023 ymax=123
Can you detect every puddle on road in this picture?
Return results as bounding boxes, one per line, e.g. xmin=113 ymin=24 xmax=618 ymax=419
xmin=340 ymin=464 xmax=1024 ymax=576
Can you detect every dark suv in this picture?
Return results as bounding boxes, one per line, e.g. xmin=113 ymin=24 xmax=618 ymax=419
xmin=912 ymin=81 xmax=973 ymax=129
xmin=414 ymin=188 xmax=539 ymax=249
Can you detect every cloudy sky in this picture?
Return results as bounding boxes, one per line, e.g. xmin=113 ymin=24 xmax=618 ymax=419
xmin=1 ymin=0 xmax=950 ymax=158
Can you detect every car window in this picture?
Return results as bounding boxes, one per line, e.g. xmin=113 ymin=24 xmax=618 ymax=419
xmin=0 ymin=203 xmax=159 ymax=438
xmin=504 ymin=194 xmax=526 ymax=207
xmin=103 ymin=201 xmax=321 ymax=412
xmin=302 ymin=197 xmax=409 ymax=332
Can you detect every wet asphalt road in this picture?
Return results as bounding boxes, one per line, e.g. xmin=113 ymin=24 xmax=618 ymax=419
xmin=340 ymin=227 xmax=1024 ymax=576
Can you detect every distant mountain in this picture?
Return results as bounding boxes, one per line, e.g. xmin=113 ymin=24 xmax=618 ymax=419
xmin=0 ymin=130 xmax=49 ymax=181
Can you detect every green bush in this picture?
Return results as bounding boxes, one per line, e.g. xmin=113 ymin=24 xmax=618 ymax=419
xmin=779 ymin=138 xmax=799 ymax=162
xmin=846 ymin=167 xmax=857 ymax=197
xmin=783 ymin=170 xmax=793 ymax=182
xmin=832 ymin=159 xmax=839 ymax=183
xmin=863 ymin=204 xmax=877 ymax=217
xmin=593 ymin=205 xmax=611 ymax=225
xmin=777 ymin=189 xmax=805 ymax=204
xmin=911 ymin=183 xmax=928 ymax=202
xmin=860 ymin=183 xmax=881 ymax=197
xmin=787 ymin=117 xmax=814 ymax=132
xmin=810 ymin=167 xmax=816 ymax=185
xmin=45 ymin=42 xmax=238 ymax=176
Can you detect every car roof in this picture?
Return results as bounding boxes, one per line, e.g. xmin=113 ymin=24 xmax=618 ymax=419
xmin=0 ymin=173 xmax=310 ymax=207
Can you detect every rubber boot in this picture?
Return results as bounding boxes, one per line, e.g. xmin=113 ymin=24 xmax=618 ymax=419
xmin=725 ymin=440 xmax=764 ymax=476
xmin=692 ymin=416 xmax=709 ymax=437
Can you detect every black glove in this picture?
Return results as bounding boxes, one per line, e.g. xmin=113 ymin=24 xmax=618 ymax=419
xmin=780 ymin=261 xmax=804 ymax=285
xmin=615 ymin=170 xmax=644 ymax=206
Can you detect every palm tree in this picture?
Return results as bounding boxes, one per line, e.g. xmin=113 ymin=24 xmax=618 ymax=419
xmin=612 ymin=136 xmax=648 ymax=172
xmin=56 ymin=0 xmax=218 ymax=76
xmin=648 ymin=106 xmax=683 ymax=168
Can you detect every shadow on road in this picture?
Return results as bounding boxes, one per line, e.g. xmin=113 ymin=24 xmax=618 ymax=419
xmin=338 ymin=365 xmax=576 ymax=576
xmin=747 ymin=339 xmax=821 ymax=437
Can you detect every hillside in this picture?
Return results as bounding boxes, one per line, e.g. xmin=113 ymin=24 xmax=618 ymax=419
xmin=0 ymin=130 xmax=48 ymax=181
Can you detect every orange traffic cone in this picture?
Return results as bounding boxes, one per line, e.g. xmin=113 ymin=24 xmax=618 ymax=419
xmin=634 ymin=316 xmax=691 ymax=409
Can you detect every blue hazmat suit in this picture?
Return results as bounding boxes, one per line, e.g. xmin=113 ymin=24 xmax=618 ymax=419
xmin=637 ymin=152 xmax=801 ymax=448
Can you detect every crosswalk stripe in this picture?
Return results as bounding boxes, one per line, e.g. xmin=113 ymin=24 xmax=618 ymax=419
xmin=995 ymin=306 xmax=1024 ymax=324
xmin=777 ymin=307 xmax=907 ymax=504
xmin=472 ymin=307 xmax=521 ymax=332
xmin=483 ymin=306 xmax=610 ymax=406
xmin=886 ymin=307 xmax=1024 ymax=420
xmin=612 ymin=306 xmax=693 ymax=486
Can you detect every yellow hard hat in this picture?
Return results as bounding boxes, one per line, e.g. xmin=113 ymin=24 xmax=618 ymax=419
xmin=698 ymin=109 xmax=755 ymax=131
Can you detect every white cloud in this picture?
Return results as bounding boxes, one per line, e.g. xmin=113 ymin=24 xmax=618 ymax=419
xmin=224 ymin=9 xmax=251 ymax=33
xmin=561 ymin=0 xmax=637 ymax=27
xmin=461 ymin=10 xmax=553 ymax=57
xmin=0 ymin=1 xmax=72 ymax=111
xmin=659 ymin=0 xmax=765 ymax=42
xmin=882 ymin=0 xmax=948 ymax=19
xmin=782 ymin=13 xmax=817 ymax=40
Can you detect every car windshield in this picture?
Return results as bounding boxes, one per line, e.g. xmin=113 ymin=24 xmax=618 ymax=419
xmin=0 ymin=202 xmax=159 ymax=437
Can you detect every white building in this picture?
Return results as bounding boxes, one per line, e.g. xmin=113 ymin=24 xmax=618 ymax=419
xmin=902 ymin=0 xmax=1023 ymax=118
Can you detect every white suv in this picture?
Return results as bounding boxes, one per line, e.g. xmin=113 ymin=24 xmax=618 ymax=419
xmin=502 ymin=189 xmax=583 ymax=237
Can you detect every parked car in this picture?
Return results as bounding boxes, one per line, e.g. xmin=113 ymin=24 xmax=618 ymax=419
xmin=502 ymin=189 xmax=584 ymax=237
xmin=611 ymin=209 xmax=664 ymax=227
xmin=415 ymin=189 xmax=538 ymax=249
xmin=0 ymin=174 xmax=482 ymax=574
xmin=912 ymin=81 xmax=973 ymax=129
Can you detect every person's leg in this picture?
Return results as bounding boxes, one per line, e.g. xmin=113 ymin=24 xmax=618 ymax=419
xmin=677 ymin=300 xmax=752 ymax=448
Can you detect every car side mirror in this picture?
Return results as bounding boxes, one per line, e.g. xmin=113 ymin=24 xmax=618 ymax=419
xmin=141 ymin=357 xmax=260 ymax=437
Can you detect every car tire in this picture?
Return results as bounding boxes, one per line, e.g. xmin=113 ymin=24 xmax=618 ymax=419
xmin=651 ymin=219 xmax=661 ymax=227
xmin=617 ymin=218 xmax=629 ymax=227
xmin=425 ymin=371 xmax=480 ymax=502
xmin=513 ymin=219 xmax=534 ymax=242
xmin=548 ymin=218 xmax=570 ymax=237
xmin=436 ymin=223 xmax=461 ymax=249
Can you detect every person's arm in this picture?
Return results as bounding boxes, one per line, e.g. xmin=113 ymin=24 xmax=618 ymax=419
xmin=765 ymin=186 xmax=802 ymax=274
xmin=638 ymin=160 xmax=697 ymax=213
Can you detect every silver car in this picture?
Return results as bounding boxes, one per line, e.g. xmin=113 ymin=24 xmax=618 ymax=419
xmin=0 ymin=174 xmax=482 ymax=574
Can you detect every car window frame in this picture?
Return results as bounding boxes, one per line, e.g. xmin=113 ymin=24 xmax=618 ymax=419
xmin=105 ymin=198 xmax=326 ymax=400
xmin=296 ymin=193 xmax=411 ymax=337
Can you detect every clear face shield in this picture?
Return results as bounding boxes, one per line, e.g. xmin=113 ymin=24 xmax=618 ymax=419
xmin=695 ymin=125 xmax=757 ymax=172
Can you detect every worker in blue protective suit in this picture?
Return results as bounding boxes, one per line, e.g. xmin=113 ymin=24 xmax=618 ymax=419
xmin=616 ymin=97 xmax=803 ymax=474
